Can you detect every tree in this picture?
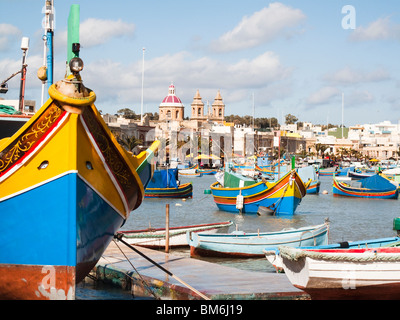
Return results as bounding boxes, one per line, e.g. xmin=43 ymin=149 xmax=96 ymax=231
xmin=117 ymin=108 xmax=138 ymax=119
xmin=118 ymin=135 xmax=142 ymax=152
xmin=315 ymin=143 xmax=328 ymax=158
xmin=285 ymin=114 xmax=298 ymax=125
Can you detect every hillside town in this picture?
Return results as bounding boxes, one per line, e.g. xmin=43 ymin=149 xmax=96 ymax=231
xmin=102 ymin=83 xmax=400 ymax=165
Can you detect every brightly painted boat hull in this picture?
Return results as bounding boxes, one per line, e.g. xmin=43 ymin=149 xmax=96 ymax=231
xmin=188 ymin=223 xmax=329 ymax=258
xmin=144 ymin=182 xmax=193 ymax=198
xmin=0 ymin=173 xmax=124 ymax=299
xmin=332 ymin=178 xmax=399 ymax=199
xmin=210 ymin=170 xmax=307 ymax=215
xmin=198 ymin=169 xmax=217 ymax=175
xmin=306 ymin=180 xmax=320 ymax=194
xmin=0 ymin=81 xmax=158 ymax=299
xmin=278 ymin=246 xmax=400 ymax=300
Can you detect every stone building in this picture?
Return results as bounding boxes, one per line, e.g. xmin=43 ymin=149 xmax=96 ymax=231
xmin=190 ymin=89 xmax=225 ymax=124
xmin=158 ymin=83 xmax=184 ymax=121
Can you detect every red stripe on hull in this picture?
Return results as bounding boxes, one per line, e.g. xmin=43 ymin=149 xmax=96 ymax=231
xmin=298 ymin=282 xmax=400 ymax=300
xmin=190 ymin=246 xmax=264 ymax=258
xmin=0 ymin=264 xmax=75 ymax=300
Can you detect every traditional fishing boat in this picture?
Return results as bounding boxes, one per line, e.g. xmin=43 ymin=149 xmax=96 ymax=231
xmin=210 ymin=169 xmax=308 ymax=215
xmin=187 ymin=223 xmax=329 ymax=258
xmin=264 ymin=236 xmax=400 ymax=273
xmin=318 ymin=167 xmax=337 ymax=176
xmin=117 ymin=221 xmax=233 ymax=249
xmin=178 ymin=167 xmax=202 ymax=177
xmin=332 ymin=174 xmax=399 ymax=199
xmin=145 ymin=168 xmax=192 ymax=198
xmin=347 ymin=170 xmax=374 ymax=179
xmin=198 ymin=168 xmax=218 ymax=175
xmin=297 ymin=166 xmax=320 ymax=194
xmin=275 ymin=246 xmax=400 ymax=299
xmin=0 ymin=53 xmax=159 ymax=298
xmin=336 ymin=166 xmax=355 ymax=176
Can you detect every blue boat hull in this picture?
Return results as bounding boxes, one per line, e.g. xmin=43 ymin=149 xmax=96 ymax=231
xmin=189 ymin=223 xmax=329 ymax=257
xmin=211 ymin=170 xmax=307 ymax=215
xmin=0 ymin=172 xmax=124 ymax=299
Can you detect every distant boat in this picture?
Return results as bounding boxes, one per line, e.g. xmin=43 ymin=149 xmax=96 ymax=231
xmin=117 ymin=221 xmax=233 ymax=249
xmin=178 ymin=166 xmax=202 ymax=177
xmin=198 ymin=168 xmax=218 ymax=175
xmin=187 ymin=223 xmax=329 ymax=258
xmin=264 ymin=236 xmax=400 ymax=273
xmin=274 ymin=246 xmax=400 ymax=300
xmin=297 ymin=166 xmax=320 ymax=194
xmin=145 ymin=168 xmax=192 ymax=198
xmin=210 ymin=169 xmax=308 ymax=215
xmin=347 ymin=170 xmax=374 ymax=179
xmin=332 ymin=174 xmax=399 ymax=199
xmin=318 ymin=167 xmax=337 ymax=176
xmin=336 ymin=166 xmax=355 ymax=176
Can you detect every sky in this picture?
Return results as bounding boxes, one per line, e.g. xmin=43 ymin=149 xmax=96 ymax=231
xmin=1 ymin=1 xmax=400 ymax=127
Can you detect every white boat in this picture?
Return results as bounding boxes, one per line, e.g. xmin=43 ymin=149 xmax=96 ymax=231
xmin=187 ymin=223 xmax=329 ymax=258
xmin=116 ymin=221 xmax=233 ymax=249
xmin=264 ymin=236 xmax=400 ymax=273
xmin=178 ymin=168 xmax=202 ymax=177
xmin=273 ymin=246 xmax=400 ymax=300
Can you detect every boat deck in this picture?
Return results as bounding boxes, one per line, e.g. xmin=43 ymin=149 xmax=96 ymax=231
xmin=93 ymin=241 xmax=309 ymax=300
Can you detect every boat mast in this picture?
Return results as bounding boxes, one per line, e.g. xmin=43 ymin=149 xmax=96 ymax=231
xmin=44 ymin=0 xmax=55 ymax=94
xmin=67 ymin=4 xmax=80 ymax=74
xmin=341 ymin=93 xmax=344 ymax=139
xmin=141 ymin=47 xmax=145 ymax=124
xmin=18 ymin=37 xmax=29 ymax=113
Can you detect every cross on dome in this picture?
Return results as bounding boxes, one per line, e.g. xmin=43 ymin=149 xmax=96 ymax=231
xmin=161 ymin=82 xmax=183 ymax=105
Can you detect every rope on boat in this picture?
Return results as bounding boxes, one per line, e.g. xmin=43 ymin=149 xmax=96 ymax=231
xmin=278 ymin=246 xmax=400 ymax=262
xmin=112 ymin=239 xmax=161 ymax=300
xmin=263 ymin=171 xmax=294 ymax=215
xmin=48 ymin=81 xmax=96 ymax=106
xmin=118 ymin=222 xmax=232 ymax=239
xmin=114 ymin=234 xmax=211 ymax=300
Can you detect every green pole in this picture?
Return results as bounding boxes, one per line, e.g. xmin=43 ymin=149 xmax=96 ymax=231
xmin=67 ymin=5 xmax=80 ymax=74
xmin=291 ymin=156 xmax=295 ymax=169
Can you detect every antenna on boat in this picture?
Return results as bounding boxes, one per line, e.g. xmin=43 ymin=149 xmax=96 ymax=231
xmin=44 ymin=0 xmax=55 ymax=93
xmin=141 ymin=47 xmax=145 ymax=125
xmin=67 ymin=4 xmax=80 ymax=76
xmin=342 ymin=92 xmax=344 ymax=139
xmin=18 ymin=37 xmax=29 ymax=113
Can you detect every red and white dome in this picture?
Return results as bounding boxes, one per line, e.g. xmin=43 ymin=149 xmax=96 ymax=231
xmin=160 ymin=84 xmax=184 ymax=107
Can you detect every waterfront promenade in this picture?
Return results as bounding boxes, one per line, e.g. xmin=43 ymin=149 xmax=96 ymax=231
xmin=94 ymin=241 xmax=309 ymax=300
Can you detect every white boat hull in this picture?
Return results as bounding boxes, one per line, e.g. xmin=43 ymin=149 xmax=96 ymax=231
xmin=278 ymin=246 xmax=400 ymax=299
xmin=118 ymin=221 xmax=233 ymax=249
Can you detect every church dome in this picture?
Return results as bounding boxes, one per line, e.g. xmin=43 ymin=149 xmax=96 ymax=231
xmin=160 ymin=84 xmax=184 ymax=107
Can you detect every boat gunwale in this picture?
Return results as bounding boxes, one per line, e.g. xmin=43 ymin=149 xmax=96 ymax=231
xmin=196 ymin=227 xmax=328 ymax=247
xmin=118 ymin=220 xmax=233 ymax=235
xmin=194 ymin=223 xmax=328 ymax=240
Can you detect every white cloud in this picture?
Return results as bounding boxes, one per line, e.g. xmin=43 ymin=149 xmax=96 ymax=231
xmin=0 ymin=24 xmax=21 ymax=51
xmin=58 ymin=18 xmax=135 ymax=48
xmin=323 ymin=66 xmax=391 ymax=85
xmin=83 ymin=50 xmax=292 ymax=112
xmin=210 ymin=2 xmax=306 ymax=52
xmin=306 ymin=86 xmax=340 ymax=105
xmin=346 ymin=90 xmax=375 ymax=106
xmin=350 ymin=17 xmax=400 ymax=42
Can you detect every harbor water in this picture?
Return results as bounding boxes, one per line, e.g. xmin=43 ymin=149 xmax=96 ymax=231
xmin=76 ymin=174 xmax=400 ymax=299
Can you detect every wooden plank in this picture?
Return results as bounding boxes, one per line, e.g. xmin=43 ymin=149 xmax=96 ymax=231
xmin=94 ymin=241 xmax=310 ymax=300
